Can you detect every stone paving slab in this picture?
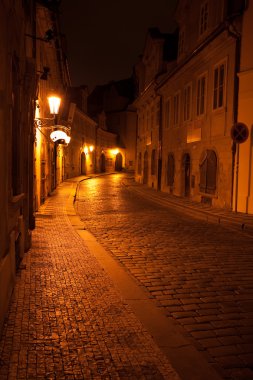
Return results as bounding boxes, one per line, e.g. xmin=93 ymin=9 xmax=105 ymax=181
xmin=75 ymin=173 xmax=253 ymax=380
xmin=0 ymin=181 xmax=180 ymax=380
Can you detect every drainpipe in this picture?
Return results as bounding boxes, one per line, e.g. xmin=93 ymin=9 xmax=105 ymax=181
xmin=227 ymin=23 xmax=241 ymax=211
xmin=157 ymin=96 xmax=163 ymax=191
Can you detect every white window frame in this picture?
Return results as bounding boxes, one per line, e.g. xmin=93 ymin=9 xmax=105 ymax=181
xmin=196 ymin=73 xmax=207 ymax=117
xmin=213 ymin=60 xmax=227 ymax=110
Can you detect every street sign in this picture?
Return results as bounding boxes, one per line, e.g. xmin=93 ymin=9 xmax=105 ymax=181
xmin=231 ymin=122 xmax=249 ymax=144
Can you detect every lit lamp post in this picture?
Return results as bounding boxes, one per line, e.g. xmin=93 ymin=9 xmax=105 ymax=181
xmin=35 ymin=94 xmax=71 ymax=144
xmin=48 ymin=95 xmax=61 ymax=116
xmin=48 ymin=95 xmax=71 ymax=144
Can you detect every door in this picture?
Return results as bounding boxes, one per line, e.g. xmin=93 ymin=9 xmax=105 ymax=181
xmin=100 ymin=153 xmax=106 ymax=172
xmin=81 ymin=152 xmax=86 ymax=175
xmin=183 ymin=153 xmax=190 ymax=197
xmin=115 ymin=153 xmax=123 ymax=171
xmin=143 ymin=151 xmax=148 ymax=184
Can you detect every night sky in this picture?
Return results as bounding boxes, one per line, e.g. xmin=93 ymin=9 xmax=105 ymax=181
xmin=60 ymin=0 xmax=177 ymax=91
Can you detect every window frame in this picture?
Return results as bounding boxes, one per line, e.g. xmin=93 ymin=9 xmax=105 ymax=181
xmin=213 ymin=60 xmax=227 ymax=110
xmin=196 ymin=73 xmax=207 ymax=117
xmin=178 ymin=28 xmax=185 ymax=57
xmin=183 ymin=82 xmax=192 ymax=122
xmin=199 ymin=1 xmax=209 ymax=36
xmin=164 ymin=97 xmax=171 ymax=129
xmin=173 ymin=91 xmax=180 ymax=126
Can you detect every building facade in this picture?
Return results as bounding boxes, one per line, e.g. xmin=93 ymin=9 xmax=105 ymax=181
xmin=135 ymin=0 xmax=247 ymax=211
xmin=88 ymin=78 xmax=137 ymax=172
xmin=235 ymin=0 xmax=253 ymax=213
xmin=34 ymin=0 xmax=71 ymax=210
xmin=134 ymin=28 xmax=178 ymax=189
xmin=0 ymin=0 xmax=37 ymax=329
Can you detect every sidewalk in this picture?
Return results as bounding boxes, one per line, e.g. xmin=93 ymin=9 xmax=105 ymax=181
xmin=122 ymin=176 xmax=253 ymax=236
xmin=0 ymin=179 xmax=180 ymax=380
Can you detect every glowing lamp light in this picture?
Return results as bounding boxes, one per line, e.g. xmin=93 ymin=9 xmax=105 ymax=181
xmin=48 ymin=95 xmax=61 ymax=115
xmin=89 ymin=145 xmax=94 ymax=152
xmin=111 ymin=148 xmax=119 ymax=155
xmin=84 ymin=146 xmax=89 ymax=154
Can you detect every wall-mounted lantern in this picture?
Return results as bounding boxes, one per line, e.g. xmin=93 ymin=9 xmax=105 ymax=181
xmin=35 ymin=94 xmax=71 ymax=145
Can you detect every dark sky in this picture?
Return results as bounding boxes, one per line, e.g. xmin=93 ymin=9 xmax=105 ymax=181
xmin=60 ymin=0 xmax=177 ymax=91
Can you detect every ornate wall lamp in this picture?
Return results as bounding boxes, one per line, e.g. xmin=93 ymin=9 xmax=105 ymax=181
xmin=35 ymin=95 xmax=71 ymax=144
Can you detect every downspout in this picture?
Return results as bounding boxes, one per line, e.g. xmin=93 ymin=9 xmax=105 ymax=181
xmin=227 ymin=23 xmax=241 ymax=211
xmin=157 ymin=96 xmax=163 ymax=191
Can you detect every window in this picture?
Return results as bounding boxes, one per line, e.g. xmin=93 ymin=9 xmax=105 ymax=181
xmin=199 ymin=150 xmax=217 ymax=194
xmin=173 ymin=92 xmax=180 ymax=125
xmin=197 ymin=74 xmax=206 ymax=116
xmin=213 ymin=62 xmax=226 ymax=109
xmin=183 ymin=84 xmax=192 ymax=121
xmin=200 ymin=1 xmax=208 ymax=35
xmin=164 ymin=98 xmax=171 ymax=128
xmin=151 ymin=149 xmax=156 ymax=175
xmin=167 ymin=154 xmax=175 ymax=187
xmin=178 ymin=28 xmax=185 ymax=56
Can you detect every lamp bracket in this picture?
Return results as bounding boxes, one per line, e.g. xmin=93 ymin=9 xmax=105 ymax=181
xmin=35 ymin=117 xmax=55 ymax=128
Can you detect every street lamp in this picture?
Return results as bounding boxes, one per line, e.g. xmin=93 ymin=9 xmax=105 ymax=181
xmin=35 ymin=95 xmax=71 ymax=144
xmin=48 ymin=95 xmax=61 ymax=115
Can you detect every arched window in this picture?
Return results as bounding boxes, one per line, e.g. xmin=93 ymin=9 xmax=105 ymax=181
xmin=199 ymin=150 xmax=217 ymax=194
xmin=167 ymin=154 xmax=175 ymax=186
xmin=151 ymin=149 xmax=156 ymax=175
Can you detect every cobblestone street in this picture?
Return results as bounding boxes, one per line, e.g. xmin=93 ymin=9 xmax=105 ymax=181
xmin=0 ymin=179 xmax=180 ymax=380
xmin=75 ymin=173 xmax=253 ymax=380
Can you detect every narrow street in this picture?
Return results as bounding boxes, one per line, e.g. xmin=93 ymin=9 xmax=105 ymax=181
xmin=75 ymin=173 xmax=253 ymax=380
xmin=0 ymin=178 xmax=180 ymax=380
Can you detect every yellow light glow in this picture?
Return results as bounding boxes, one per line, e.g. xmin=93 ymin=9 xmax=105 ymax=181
xmin=48 ymin=95 xmax=61 ymax=115
xmin=111 ymin=148 xmax=119 ymax=155
xmin=84 ymin=146 xmax=89 ymax=154
xmin=89 ymin=145 xmax=94 ymax=152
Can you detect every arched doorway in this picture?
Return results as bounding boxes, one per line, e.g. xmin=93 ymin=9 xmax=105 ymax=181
xmin=182 ymin=153 xmax=191 ymax=196
xmin=115 ymin=152 xmax=123 ymax=171
xmin=81 ymin=152 xmax=86 ymax=175
xmin=100 ymin=153 xmax=106 ymax=173
xmin=143 ymin=151 xmax=148 ymax=184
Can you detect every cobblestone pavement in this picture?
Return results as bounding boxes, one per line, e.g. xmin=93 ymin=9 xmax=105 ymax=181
xmin=0 ymin=180 xmax=180 ymax=380
xmin=75 ymin=173 xmax=253 ymax=380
